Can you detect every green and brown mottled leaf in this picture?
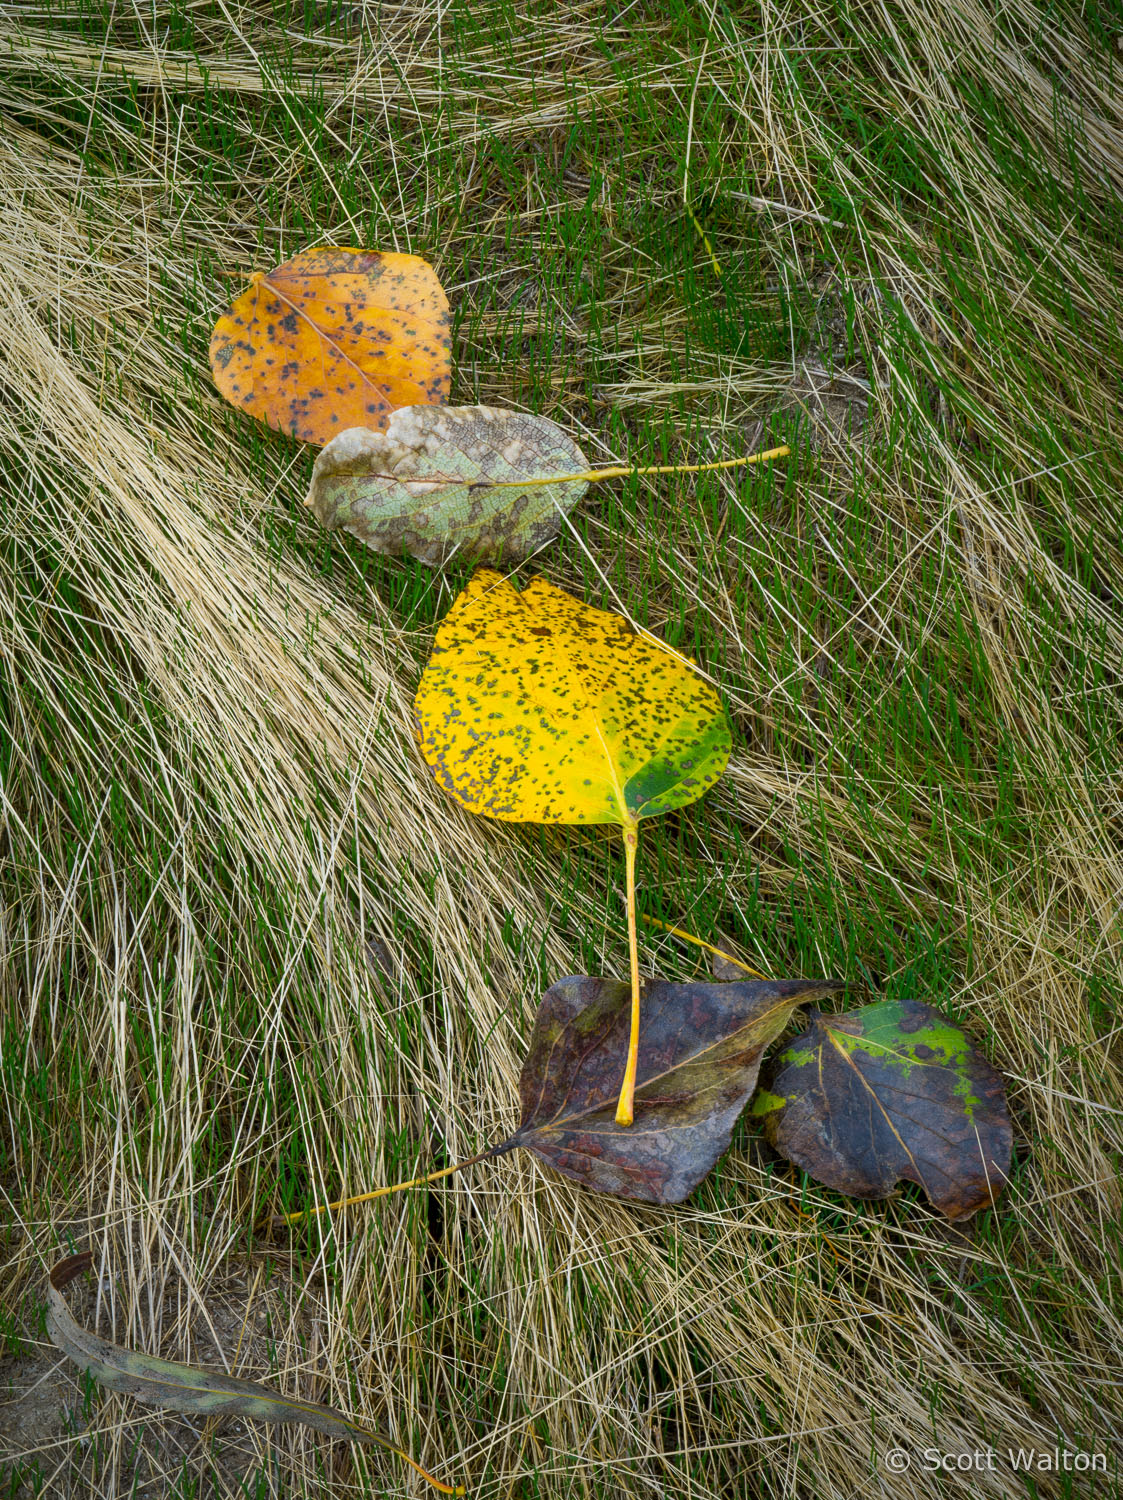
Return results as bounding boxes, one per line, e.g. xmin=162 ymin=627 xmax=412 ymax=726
xmin=305 ymin=406 xmax=589 ymax=566
xmin=47 ymin=1253 xmax=462 ymax=1494
xmin=413 ymin=569 xmax=731 ymax=825
xmin=502 ymin=974 xmax=843 ymax=1202
xmin=208 ymin=248 xmax=451 ymax=446
xmin=752 ymin=999 xmax=1011 ymax=1220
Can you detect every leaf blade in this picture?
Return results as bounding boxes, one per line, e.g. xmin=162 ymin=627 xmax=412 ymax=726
xmin=47 ymin=1253 xmax=462 ymax=1494
xmin=753 ymin=999 xmax=1012 ymax=1220
xmin=208 ymin=248 xmax=451 ymax=446
xmin=414 ymin=570 xmax=731 ymax=826
xmin=510 ymin=975 xmax=843 ymax=1203
xmin=306 ymin=407 xmax=589 ymax=566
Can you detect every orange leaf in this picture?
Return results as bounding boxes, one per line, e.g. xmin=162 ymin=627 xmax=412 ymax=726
xmin=209 ymin=247 xmax=452 ymax=446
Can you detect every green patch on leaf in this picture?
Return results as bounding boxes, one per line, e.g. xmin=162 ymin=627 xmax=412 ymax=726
xmin=758 ymin=999 xmax=1011 ymax=1221
xmin=307 ymin=406 xmax=589 ymax=567
xmin=750 ymin=1089 xmax=788 ymax=1116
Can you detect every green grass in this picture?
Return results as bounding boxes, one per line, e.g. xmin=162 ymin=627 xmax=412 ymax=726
xmin=1 ymin=0 xmax=1122 ymax=1496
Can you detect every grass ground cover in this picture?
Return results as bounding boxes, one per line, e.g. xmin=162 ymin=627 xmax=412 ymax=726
xmin=1 ymin=0 xmax=1122 ymax=1495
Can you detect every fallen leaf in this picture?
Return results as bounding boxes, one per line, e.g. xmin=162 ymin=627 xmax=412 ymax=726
xmin=712 ymin=954 xmax=751 ymax=980
xmin=209 ymin=247 xmax=451 ymax=446
xmin=752 ymin=999 xmax=1011 ymax=1220
xmin=501 ymin=974 xmax=843 ymax=1203
xmin=47 ymin=1252 xmax=462 ymax=1494
xmin=414 ymin=569 xmax=733 ymax=1124
xmin=414 ymin=569 xmax=730 ymax=826
xmin=306 ymin=407 xmax=590 ymax=566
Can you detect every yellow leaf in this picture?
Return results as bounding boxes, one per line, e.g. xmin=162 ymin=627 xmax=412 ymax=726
xmin=414 ymin=568 xmax=732 ymax=1128
xmin=413 ymin=569 xmax=731 ymax=827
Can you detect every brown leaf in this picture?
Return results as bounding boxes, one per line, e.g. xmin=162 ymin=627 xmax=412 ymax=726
xmin=711 ymin=946 xmax=757 ymax=981
xmin=208 ymin=248 xmax=451 ymax=446
xmin=307 ymin=406 xmax=589 ymax=566
xmin=752 ymin=999 xmax=1011 ymax=1220
xmin=505 ymin=975 xmax=843 ymax=1203
xmin=47 ymin=1252 xmax=462 ymax=1494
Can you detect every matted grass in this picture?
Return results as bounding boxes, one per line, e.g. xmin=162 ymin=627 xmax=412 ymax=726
xmin=1 ymin=1 xmax=1121 ymax=1496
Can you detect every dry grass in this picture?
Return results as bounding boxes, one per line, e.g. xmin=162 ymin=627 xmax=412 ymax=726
xmin=1 ymin=0 xmax=1122 ymax=1496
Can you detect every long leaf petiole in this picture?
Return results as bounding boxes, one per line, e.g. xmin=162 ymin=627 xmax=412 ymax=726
xmin=638 ymin=914 xmax=771 ymax=980
xmin=481 ymin=444 xmax=789 ymax=490
xmin=615 ymin=821 xmax=642 ymax=1127
xmin=276 ymin=1143 xmax=512 ymax=1227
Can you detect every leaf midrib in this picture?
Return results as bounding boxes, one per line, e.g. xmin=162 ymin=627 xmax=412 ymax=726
xmin=258 ymin=275 xmax=438 ymax=399
xmin=521 ymin=992 xmax=799 ymax=1137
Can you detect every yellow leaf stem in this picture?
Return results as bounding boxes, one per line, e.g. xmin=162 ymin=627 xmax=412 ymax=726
xmin=615 ymin=822 xmax=642 ymax=1126
xmin=480 ymin=444 xmax=789 ymax=490
xmin=639 ymin=913 xmax=771 ymax=980
xmin=278 ymin=1145 xmax=507 ymax=1226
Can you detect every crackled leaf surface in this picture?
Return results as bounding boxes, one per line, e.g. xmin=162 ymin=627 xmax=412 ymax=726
xmin=47 ymin=1253 xmax=460 ymax=1492
xmin=753 ymin=1000 xmax=1011 ymax=1220
xmin=209 ymin=248 xmax=451 ymax=446
xmin=307 ymin=407 xmax=589 ymax=566
xmin=414 ymin=570 xmax=731 ymax=824
xmin=505 ymin=975 xmax=843 ymax=1202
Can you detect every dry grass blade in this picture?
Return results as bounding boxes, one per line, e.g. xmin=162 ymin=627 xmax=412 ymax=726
xmin=1 ymin=1 xmax=1122 ymax=1497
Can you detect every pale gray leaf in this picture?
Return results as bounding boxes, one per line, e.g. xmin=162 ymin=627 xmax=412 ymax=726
xmin=305 ymin=405 xmax=589 ymax=567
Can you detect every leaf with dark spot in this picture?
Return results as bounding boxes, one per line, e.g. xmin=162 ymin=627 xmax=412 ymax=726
xmin=414 ymin=569 xmax=734 ymax=1126
xmin=752 ymin=999 xmax=1011 ymax=1220
xmin=208 ymin=248 xmax=451 ymax=446
xmin=47 ymin=1253 xmax=462 ymax=1494
xmin=414 ymin=569 xmax=730 ymax=826
xmin=306 ymin=406 xmax=589 ymax=566
xmin=502 ymin=974 xmax=843 ymax=1203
